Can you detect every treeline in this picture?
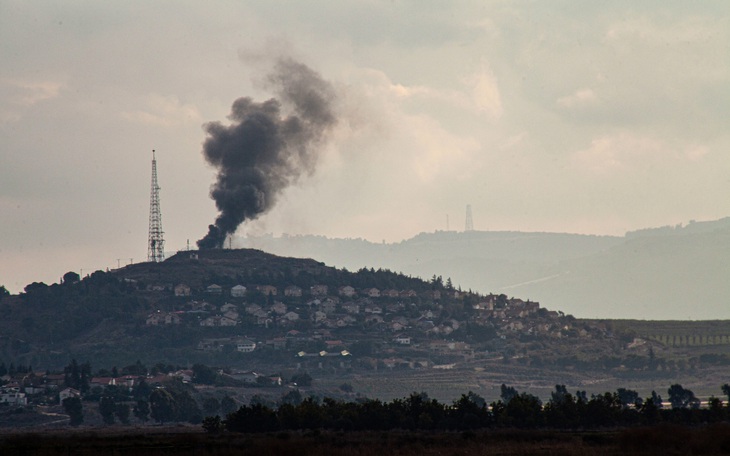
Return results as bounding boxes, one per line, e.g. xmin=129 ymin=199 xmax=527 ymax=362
xmin=206 ymin=384 xmax=730 ymax=433
xmin=12 ymin=270 xmax=144 ymax=344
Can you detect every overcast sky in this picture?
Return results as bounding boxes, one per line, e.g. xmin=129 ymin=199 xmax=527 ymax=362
xmin=1 ymin=1 xmax=729 ymax=293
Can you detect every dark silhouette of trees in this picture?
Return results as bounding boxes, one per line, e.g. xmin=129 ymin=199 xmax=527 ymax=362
xmin=64 ymin=359 xmax=91 ymax=393
xmin=99 ymin=396 xmax=116 ymax=425
xmin=63 ymin=271 xmax=80 ymax=285
xmin=115 ymin=403 xmax=131 ymax=424
xmin=192 ymin=363 xmax=217 ymax=385
xmin=668 ymin=384 xmax=700 ymax=409
xmin=226 ymin=403 xmax=279 ymax=433
xmin=290 ymin=372 xmax=312 ymax=387
xmin=202 ymin=397 xmax=220 ymax=417
xmin=133 ymin=399 xmax=150 ymax=423
xmin=149 ymin=389 xmax=176 ymax=424
xmin=62 ymin=397 xmax=83 ymax=426
xmin=220 ymin=395 xmax=238 ymax=415
xmin=209 ymin=384 xmax=730 ymax=435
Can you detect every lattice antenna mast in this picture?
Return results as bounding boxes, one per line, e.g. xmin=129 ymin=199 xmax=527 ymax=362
xmin=147 ymin=149 xmax=165 ymax=262
xmin=465 ymin=204 xmax=474 ymax=232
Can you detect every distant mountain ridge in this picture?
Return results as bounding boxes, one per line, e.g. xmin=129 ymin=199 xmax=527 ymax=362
xmin=241 ymin=217 xmax=730 ymax=320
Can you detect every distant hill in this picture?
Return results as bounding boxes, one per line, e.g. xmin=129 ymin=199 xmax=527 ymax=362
xmin=241 ymin=217 xmax=730 ymax=319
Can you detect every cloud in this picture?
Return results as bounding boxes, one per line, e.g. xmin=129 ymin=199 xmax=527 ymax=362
xmin=0 ymin=78 xmax=64 ymax=123
xmin=465 ymin=63 xmax=503 ymax=118
xmin=571 ymin=132 xmax=670 ymax=175
xmin=120 ymin=94 xmax=202 ymax=127
xmin=557 ymin=88 xmax=597 ymax=108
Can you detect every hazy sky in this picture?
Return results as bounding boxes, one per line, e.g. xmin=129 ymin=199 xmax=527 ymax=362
xmin=1 ymin=1 xmax=729 ymax=293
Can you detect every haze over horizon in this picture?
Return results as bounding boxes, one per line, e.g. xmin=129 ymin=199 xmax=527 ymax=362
xmin=2 ymin=3 xmax=729 ymax=302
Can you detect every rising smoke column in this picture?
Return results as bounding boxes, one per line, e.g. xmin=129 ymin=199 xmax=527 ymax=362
xmin=197 ymin=59 xmax=337 ymax=249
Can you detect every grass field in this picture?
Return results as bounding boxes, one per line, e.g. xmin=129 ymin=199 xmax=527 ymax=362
xmin=3 ymin=425 xmax=730 ymax=456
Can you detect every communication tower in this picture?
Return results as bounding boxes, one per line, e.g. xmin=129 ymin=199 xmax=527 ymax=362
xmin=465 ymin=204 xmax=474 ymax=232
xmin=147 ymin=149 xmax=165 ymax=262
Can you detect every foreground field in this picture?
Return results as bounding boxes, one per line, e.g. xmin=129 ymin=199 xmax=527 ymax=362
xmin=3 ymin=425 xmax=730 ymax=456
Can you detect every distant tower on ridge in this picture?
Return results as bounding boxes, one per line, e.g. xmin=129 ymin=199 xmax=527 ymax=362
xmin=147 ymin=149 xmax=165 ymax=262
xmin=465 ymin=204 xmax=474 ymax=232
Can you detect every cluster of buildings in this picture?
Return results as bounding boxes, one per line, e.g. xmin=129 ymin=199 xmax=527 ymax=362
xmin=140 ymin=280 xmax=591 ymax=372
xmin=0 ymin=369 xmax=201 ymax=407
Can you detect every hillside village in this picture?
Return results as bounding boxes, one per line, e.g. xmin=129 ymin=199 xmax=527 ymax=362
xmin=4 ymin=248 xmax=730 ymax=426
xmin=130 ymin=251 xmax=612 ymax=377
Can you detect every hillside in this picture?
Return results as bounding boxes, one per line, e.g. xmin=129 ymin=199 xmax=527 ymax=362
xmin=2 ymin=248 xmax=730 ymax=402
xmin=241 ymin=217 xmax=730 ymax=319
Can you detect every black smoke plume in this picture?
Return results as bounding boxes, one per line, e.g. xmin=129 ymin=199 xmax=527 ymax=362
xmin=197 ymin=59 xmax=337 ymax=249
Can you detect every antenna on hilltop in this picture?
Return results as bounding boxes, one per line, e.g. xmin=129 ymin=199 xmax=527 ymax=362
xmin=465 ymin=204 xmax=474 ymax=232
xmin=147 ymin=149 xmax=165 ymax=262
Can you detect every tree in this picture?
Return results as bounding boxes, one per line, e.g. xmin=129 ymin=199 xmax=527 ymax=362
xmin=24 ymin=282 xmax=48 ymax=294
xmin=79 ymin=361 xmax=92 ymax=393
xmin=133 ymin=379 xmax=152 ymax=400
xmin=122 ymin=360 xmax=147 ymax=376
xmin=499 ymin=392 xmax=543 ymax=428
xmin=650 ymin=390 xmax=663 ymax=408
xmin=192 ymin=363 xmax=217 ymax=385
xmin=172 ymin=389 xmax=202 ymax=424
xmin=63 ymin=271 xmax=80 ymax=285
xmin=202 ymin=415 xmax=223 ymax=434
xmin=133 ymin=399 xmax=150 ymax=423
xmin=721 ymin=384 xmax=730 ymax=404
xmin=616 ymin=388 xmax=641 ymax=409
xmin=149 ymin=389 xmax=177 ymax=423
xmin=339 ymin=383 xmax=353 ymax=393
xmin=115 ymin=403 xmax=131 ymax=425
xmin=280 ymin=389 xmax=303 ymax=406
xmin=99 ymin=396 xmax=116 ymax=425
xmin=668 ymin=384 xmax=700 ymax=409
xmin=500 ymin=384 xmax=518 ymax=404
xmin=640 ymin=395 xmax=662 ymax=424
xmin=0 ymin=285 xmax=9 ymax=300
xmin=226 ymin=403 xmax=279 ymax=433
xmin=220 ymin=395 xmax=238 ymax=416
xmin=290 ymin=372 xmax=312 ymax=387
xmin=62 ymin=397 xmax=83 ymax=426
xmin=202 ymin=397 xmax=220 ymax=417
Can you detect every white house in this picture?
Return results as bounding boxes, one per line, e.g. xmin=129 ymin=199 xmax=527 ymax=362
xmin=174 ymin=283 xmax=191 ymax=297
xmin=59 ymin=387 xmax=81 ymax=402
xmin=231 ymin=285 xmax=247 ymax=297
xmin=310 ymin=285 xmax=328 ymax=296
xmin=341 ymin=302 xmax=360 ymax=314
xmin=1 ymin=388 xmax=27 ymax=406
xmin=257 ymin=285 xmax=278 ymax=296
xmin=364 ymin=288 xmax=381 ymax=298
xmin=236 ymin=339 xmax=257 ymax=353
xmin=206 ymin=284 xmax=223 ymax=294
xmin=284 ymin=285 xmax=302 ymax=297
xmin=338 ymin=286 xmax=356 ymax=297
xmin=221 ymin=303 xmax=238 ymax=313
xmin=271 ymin=302 xmax=288 ymax=315
xmin=200 ymin=315 xmax=238 ymax=327
xmin=393 ymin=335 xmax=411 ymax=345
xmin=146 ymin=311 xmax=182 ymax=326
